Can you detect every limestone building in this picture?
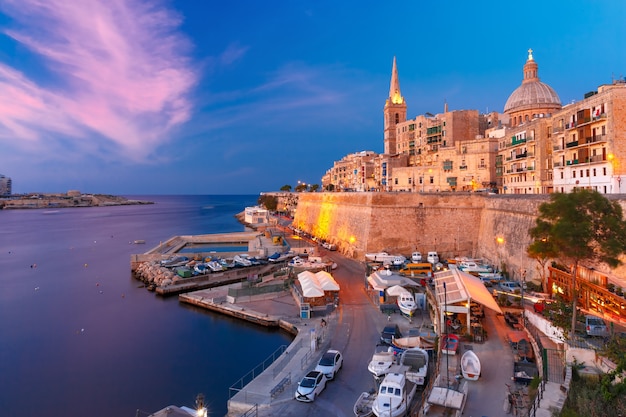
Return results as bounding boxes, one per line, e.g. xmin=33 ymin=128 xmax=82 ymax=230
xmin=0 ymin=174 xmax=12 ymax=196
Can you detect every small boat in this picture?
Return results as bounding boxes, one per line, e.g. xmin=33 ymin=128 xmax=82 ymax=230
xmin=458 ymin=260 xmax=493 ymax=274
xmin=460 ymin=350 xmax=481 ymax=381
xmin=441 ymin=334 xmax=459 ymax=355
xmin=133 ymin=239 xmax=146 ymax=244
xmin=391 ymin=336 xmax=436 ymax=353
xmin=367 ymin=345 xmax=396 ymax=378
xmin=365 ymin=252 xmax=406 ymax=266
xmin=353 ymin=391 xmax=375 ymax=417
xmin=396 ymin=290 xmax=417 ymax=316
xmin=423 ymin=375 xmax=468 ymax=416
xmin=233 ymin=255 xmax=252 ymax=267
xmin=193 ymin=263 xmax=208 ymax=274
xmin=399 ymin=347 xmax=429 ymax=386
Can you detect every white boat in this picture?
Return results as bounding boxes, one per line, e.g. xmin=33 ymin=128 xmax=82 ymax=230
xmin=457 ymin=260 xmax=493 ymax=274
xmin=193 ymin=263 xmax=208 ymax=274
xmin=391 ymin=336 xmax=436 ymax=352
xmin=411 ymin=251 xmax=422 ymax=262
xmin=399 ymin=347 xmax=429 ymax=386
xmin=423 ymin=375 xmax=468 ymax=416
xmin=372 ymin=372 xmax=417 ymax=417
xmin=396 ymin=289 xmax=417 ymax=316
xmin=353 ymin=391 xmax=375 ymax=417
xmin=365 ymin=252 xmax=406 ymax=266
xmin=207 ymin=260 xmax=224 ymax=272
xmin=367 ymin=345 xmax=396 ymax=378
xmin=461 ymin=350 xmax=481 ymax=381
xmin=233 ymin=255 xmax=252 ymax=267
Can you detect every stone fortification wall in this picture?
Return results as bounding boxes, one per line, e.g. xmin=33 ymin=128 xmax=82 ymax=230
xmin=293 ymin=192 xmax=626 ymax=282
xmin=293 ymin=192 xmax=549 ymax=281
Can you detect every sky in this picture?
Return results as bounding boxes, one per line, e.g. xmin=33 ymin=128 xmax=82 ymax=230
xmin=0 ymin=0 xmax=625 ymax=195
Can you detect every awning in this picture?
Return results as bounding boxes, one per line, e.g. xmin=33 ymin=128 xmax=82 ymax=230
xmin=367 ymin=275 xmax=387 ymax=291
xmin=297 ymin=271 xmax=324 ymax=298
xmin=386 ymin=285 xmax=408 ymax=296
xmin=435 ymin=268 xmax=503 ymax=314
xmin=314 ymin=270 xmax=340 ymax=291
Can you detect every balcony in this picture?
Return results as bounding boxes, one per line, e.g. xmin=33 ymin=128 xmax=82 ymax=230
xmin=459 ymin=166 xmax=468 ymax=170
xmin=553 ymin=144 xmax=563 ymax=151
xmin=526 ymin=166 xmax=535 ymax=171
xmin=566 ymin=122 xmax=577 ymax=130
xmin=566 ymin=159 xmax=579 ymax=166
xmin=554 ymin=161 xmax=563 ymax=168
xmin=515 ymin=152 xmax=528 ymax=159
xmin=565 ymin=140 xmax=579 ymax=148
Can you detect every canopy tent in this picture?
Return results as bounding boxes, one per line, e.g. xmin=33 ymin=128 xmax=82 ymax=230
xmin=435 ymin=268 xmax=502 ymax=314
xmin=386 ymin=285 xmax=409 ymax=296
xmin=367 ymin=269 xmax=420 ymax=291
xmin=297 ymin=271 xmax=325 ymax=298
xmin=314 ymin=270 xmax=340 ymax=291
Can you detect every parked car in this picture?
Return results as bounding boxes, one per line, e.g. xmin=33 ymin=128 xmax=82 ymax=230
xmin=294 ymin=370 xmax=327 ymax=402
xmin=498 ymin=281 xmax=526 ymax=293
xmin=584 ymin=315 xmax=609 ymax=338
xmin=323 ymin=242 xmax=337 ymax=251
xmin=380 ymin=324 xmax=402 ymax=345
xmin=315 ymin=349 xmax=343 ymax=380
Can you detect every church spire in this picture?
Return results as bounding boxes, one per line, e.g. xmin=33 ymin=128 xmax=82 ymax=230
xmin=388 ymin=56 xmax=404 ymax=105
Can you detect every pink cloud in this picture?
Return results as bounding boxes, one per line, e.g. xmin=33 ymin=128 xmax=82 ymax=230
xmin=0 ymin=0 xmax=197 ymax=159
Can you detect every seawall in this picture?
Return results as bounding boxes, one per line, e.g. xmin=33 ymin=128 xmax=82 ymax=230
xmin=292 ymin=192 xmax=626 ymax=282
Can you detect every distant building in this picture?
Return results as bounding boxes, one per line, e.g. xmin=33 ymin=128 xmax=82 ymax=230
xmin=0 ymin=174 xmax=12 ymax=196
xmin=244 ymin=206 xmax=270 ymax=225
xmin=322 ymin=50 xmax=626 ymax=195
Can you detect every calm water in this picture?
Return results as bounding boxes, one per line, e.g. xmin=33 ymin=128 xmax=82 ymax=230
xmin=0 ymin=195 xmax=292 ymax=417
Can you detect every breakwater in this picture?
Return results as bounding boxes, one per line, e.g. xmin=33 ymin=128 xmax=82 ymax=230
xmin=293 ymin=192 xmax=626 ymax=281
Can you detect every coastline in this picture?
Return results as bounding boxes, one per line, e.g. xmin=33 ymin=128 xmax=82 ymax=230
xmin=0 ymin=193 xmax=153 ymax=209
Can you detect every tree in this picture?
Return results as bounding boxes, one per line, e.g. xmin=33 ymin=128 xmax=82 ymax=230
xmin=257 ymin=194 xmax=278 ymax=211
xmin=280 ymin=184 xmax=292 ymax=192
xmin=325 ymin=184 xmax=335 ymax=192
xmin=309 ymin=184 xmax=320 ymax=192
xmin=528 ymin=189 xmax=626 ymax=339
xmin=295 ymin=183 xmax=308 ymax=192
xmin=527 ymin=236 xmax=559 ymax=293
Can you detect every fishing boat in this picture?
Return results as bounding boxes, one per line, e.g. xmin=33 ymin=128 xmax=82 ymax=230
xmin=396 ymin=289 xmax=417 ymax=316
xmin=353 ymin=391 xmax=375 ymax=417
xmin=399 ymin=347 xmax=429 ymax=386
xmin=441 ymin=334 xmax=459 ymax=355
xmin=460 ymin=350 xmax=481 ymax=381
xmin=391 ymin=335 xmax=436 ymax=354
xmin=193 ymin=263 xmax=208 ymax=274
xmin=233 ymin=255 xmax=252 ymax=267
xmin=372 ymin=372 xmax=417 ymax=417
xmin=365 ymin=252 xmax=406 ymax=266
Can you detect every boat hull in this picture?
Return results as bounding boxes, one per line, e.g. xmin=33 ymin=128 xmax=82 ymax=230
xmin=354 ymin=391 xmax=375 ymax=417
xmin=461 ymin=350 xmax=481 ymax=381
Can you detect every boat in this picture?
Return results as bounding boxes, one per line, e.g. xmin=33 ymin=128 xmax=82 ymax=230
xmin=365 ymin=252 xmax=406 ymax=266
xmin=399 ymin=347 xmax=429 ymax=386
xmin=367 ymin=345 xmax=396 ymax=378
xmin=353 ymin=391 xmax=376 ymax=417
xmin=391 ymin=335 xmax=436 ymax=353
xmin=457 ymin=260 xmax=493 ymax=274
xmin=441 ymin=334 xmax=459 ymax=355
xmin=233 ymin=255 xmax=252 ymax=267
xmin=423 ymin=375 xmax=468 ymax=416
xmin=396 ymin=289 xmax=418 ymax=316
xmin=372 ymin=372 xmax=417 ymax=417
xmin=460 ymin=350 xmax=481 ymax=381
xmin=207 ymin=260 xmax=224 ymax=272
xmin=133 ymin=239 xmax=146 ymax=244
xmin=193 ymin=263 xmax=208 ymax=274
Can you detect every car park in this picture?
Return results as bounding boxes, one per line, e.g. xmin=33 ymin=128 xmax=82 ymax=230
xmin=294 ymin=370 xmax=327 ymax=402
xmin=314 ymin=349 xmax=343 ymax=380
xmin=380 ymin=324 xmax=402 ymax=345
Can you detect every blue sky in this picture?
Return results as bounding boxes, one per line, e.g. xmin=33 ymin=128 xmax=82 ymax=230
xmin=0 ymin=0 xmax=624 ymax=195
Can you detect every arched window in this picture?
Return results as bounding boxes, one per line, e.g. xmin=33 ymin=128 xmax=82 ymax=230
xmin=395 ymin=113 xmax=399 ymax=124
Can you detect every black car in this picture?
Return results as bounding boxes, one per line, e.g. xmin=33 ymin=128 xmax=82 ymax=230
xmin=380 ymin=324 xmax=402 ymax=345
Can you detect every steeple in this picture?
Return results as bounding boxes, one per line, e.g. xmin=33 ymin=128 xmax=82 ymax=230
xmin=383 ymin=57 xmax=407 ymax=156
xmin=388 ymin=56 xmax=404 ymax=105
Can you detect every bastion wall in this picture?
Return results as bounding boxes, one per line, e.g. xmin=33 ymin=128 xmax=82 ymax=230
xmin=293 ymin=192 xmax=626 ymax=283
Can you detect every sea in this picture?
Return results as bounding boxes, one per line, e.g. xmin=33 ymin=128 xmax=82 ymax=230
xmin=0 ymin=195 xmax=292 ymax=417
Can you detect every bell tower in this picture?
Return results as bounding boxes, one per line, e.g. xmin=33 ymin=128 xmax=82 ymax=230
xmin=383 ymin=56 xmax=407 ymax=155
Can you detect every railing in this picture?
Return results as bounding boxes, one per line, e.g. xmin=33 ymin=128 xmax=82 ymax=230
xmin=240 ymin=403 xmax=258 ymax=417
xmin=515 ymin=152 xmax=528 ymax=159
xmin=565 ymin=140 xmax=579 ymax=148
xmin=526 ymin=378 xmax=547 ymax=417
xmin=554 ymin=161 xmax=563 ymax=167
xmin=229 ymin=344 xmax=289 ymax=399
xmin=553 ymin=144 xmax=563 ymax=151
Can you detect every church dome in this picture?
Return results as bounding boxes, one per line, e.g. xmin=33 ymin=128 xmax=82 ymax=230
xmin=504 ymin=49 xmax=561 ymax=114
xmin=504 ymin=81 xmax=561 ymax=113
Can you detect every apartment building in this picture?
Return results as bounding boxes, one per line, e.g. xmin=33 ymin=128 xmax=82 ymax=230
xmin=0 ymin=174 xmax=12 ymax=196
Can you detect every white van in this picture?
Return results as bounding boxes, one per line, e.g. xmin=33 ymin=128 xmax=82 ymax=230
xmin=426 ymin=251 xmax=439 ymax=265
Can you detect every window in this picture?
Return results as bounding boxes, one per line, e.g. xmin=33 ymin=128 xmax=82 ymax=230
xmin=394 ymin=178 xmax=398 ymax=185
xmin=593 ymin=168 xmax=596 ymax=176
xmin=395 ymin=113 xmax=399 ymax=124
xmin=603 ymin=167 xmax=607 ymax=176
xmin=586 ymin=169 xmax=590 ymax=177
xmin=573 ymin=171 xmax=576 ymax=178
xmin=429 ymin=176 xmax=434 ymax=184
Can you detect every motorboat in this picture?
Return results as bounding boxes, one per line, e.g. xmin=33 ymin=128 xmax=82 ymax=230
xmin=458 ymin=261 xmax=493 ymax=274
xmin=233 ymin=255 xmax=252 ymax=267
xmin=354 ymin=391 xmax=375 ymax=417
xmin=460 ymin=350 xmax=481 ymax=381
xmin=441 ymin=334 xmax=459 ymax=355
xmin=396 ymin=289 xmax=417 ymax=316
xmin=423 ymin=375 xmax=468 ymax=416
xmin=372 ymin=372 xmax=417 ymax=417
xmin=399 ymin=347 xmax=429 ymax=386
xmin=365 ymin=252 xmax=406 ymax=266
xmin=411 ymin=251 xmax=422 ymax=262
xmin=193 ymin=263 xmax=208 ymax=274
xmin=367 ymin=345 xmax=396 ymax=378
xmin=207 ymin=260 xmax=224 ymax=272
